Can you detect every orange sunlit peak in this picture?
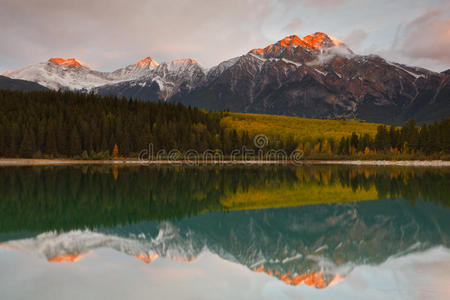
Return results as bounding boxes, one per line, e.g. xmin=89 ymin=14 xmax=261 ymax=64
xmin=251 ymin=32 xmax=345 ymax=56
xmin=49 ymin=57 xmax=86 ymax=67
xmin=135 ymin=57 xmax=159 ymax=67
xmin=279 ymin=35 xmax=305 ymax=47
xmin=303 ymin=32 xmax=344 ymax=49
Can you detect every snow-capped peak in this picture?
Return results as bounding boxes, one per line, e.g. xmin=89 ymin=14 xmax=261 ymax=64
xmin=48 ymin=57 xmax=88 ymax=68
xmin=135 ymin=57 xmax=159 ymax=68
xmin=160 ymin=58 xmax=204 ymax=73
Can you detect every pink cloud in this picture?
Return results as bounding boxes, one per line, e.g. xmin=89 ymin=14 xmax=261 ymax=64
xmin=400 ymin=9 xmax=450 ymax=65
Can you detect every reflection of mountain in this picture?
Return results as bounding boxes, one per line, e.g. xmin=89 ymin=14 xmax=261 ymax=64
xmin=0 ymin=166 xmax=449 ymax=233
xmin=1 ymin=197 xmax=449 ymax=288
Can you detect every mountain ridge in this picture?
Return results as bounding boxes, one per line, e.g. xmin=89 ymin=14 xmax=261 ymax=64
xmin=2 ymin=32 xmax=449 ymax=124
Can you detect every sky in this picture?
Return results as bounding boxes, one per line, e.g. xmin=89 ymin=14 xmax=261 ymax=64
xmin=0 ymin=0 xmax=449 ymax=72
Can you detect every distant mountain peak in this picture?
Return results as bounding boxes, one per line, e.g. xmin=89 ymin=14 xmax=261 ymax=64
xmin=48 ymin=57 xmax=87 ymax=68
xmin=135 ymin=57 xmax=159 ymax=68
xmin=250 ymin=32 xmax=347 ymax=56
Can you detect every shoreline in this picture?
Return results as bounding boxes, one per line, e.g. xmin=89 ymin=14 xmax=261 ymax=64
xmin=0 ymin=158 xmax=449 ymax=167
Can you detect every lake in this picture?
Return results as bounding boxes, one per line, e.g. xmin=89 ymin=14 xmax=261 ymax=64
xmin=0 ymin=165 xmax=449 ymax=299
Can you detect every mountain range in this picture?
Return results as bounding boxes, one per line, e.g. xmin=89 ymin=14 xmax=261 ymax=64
xmin=2 ymin=32 xmax=450 ymax=124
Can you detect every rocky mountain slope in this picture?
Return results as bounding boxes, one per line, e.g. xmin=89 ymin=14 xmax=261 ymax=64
xmin=179 ymin=33 xmax=449 ymax=124
xmin=0 ymin=75 xmax=48 ymax=92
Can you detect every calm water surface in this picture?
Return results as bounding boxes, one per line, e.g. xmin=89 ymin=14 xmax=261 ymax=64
xmin=0 ymin=165 xmax=449 ymax=300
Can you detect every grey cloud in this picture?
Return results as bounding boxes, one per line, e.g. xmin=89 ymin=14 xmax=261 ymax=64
xmin=283 ymin=18 xmax=303 ymax=33
xmin=344 ymin=30 xmax=368 ymax=49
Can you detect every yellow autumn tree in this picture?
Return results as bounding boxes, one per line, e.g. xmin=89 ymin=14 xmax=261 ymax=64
xmin=313 ymin=142 xmax=321 ymax=153
xmin=112 ymin=144 xmax=119 ymax=158
xmin=321 ymin=139 xmax=331 ymax=153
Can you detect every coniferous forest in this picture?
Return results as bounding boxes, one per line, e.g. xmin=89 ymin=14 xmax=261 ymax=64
xmin=0 ymin=89 xmax=449 ymax=160
xmin=0 ymin=89 xmax=297 ymax=159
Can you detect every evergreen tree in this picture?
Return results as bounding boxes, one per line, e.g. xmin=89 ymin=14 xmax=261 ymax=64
xmin=375 ymin=125 xmax=390 ymax=151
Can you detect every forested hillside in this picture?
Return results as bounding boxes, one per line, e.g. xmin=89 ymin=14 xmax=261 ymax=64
xmin=0 ymin=89 xmax=449 ymax=160
xmin=0 ymin=90 xmax=297 ymax=158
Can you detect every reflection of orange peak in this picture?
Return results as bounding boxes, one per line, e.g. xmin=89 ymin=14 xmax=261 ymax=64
xmin=135 ymin=57 xmax=159 ymax=67
xmin=134 ymin=253 xmax=196 ymax=264
xmin=49 ymin=57 xmax=85 ymax=67
xmin=170 ymin=256 xmax=197 ymax=263
xmin=253 ymin=266 xmax=343 ymax=289
xmin=134 ymin=253 xmax=159 ymax=264
xmin=48 ymin=253 xmax=87 ymax=263
xmin=250 ymin=32 xmax=344 ymax=56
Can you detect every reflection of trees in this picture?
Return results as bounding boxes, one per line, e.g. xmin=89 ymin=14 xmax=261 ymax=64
xmin=298 ymin=166 xmax=450 ymax=207
xmin=0 ymin=166 xmax=297 ymax=232
xmin=0 ymin=165 xmax=448 ymax=233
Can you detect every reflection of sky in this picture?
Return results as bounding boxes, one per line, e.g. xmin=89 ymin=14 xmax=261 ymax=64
xmin=1 ymin=247 xmax=449 ymax=300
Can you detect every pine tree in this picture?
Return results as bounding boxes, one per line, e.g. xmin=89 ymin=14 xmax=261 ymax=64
xmin=375 ymin=126 xmax=390 ymax=151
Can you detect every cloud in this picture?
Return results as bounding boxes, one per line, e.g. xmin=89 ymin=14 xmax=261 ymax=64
xmin=281 ymin=0 xmax=350 ymax=8
xmin=399 ymin=9 xmax=450 ymax=67
xmin=306 ymin=46 xmax=354 ymax=66
xmin=344 ymin=30 xmax=368 ymax=49
xmin=283 ymin=18 xmax=303 ymax=32
xmin=0 ymin=0 xmax=280 ymax=70
xmin=0 ymin=0 xmax=448 ymax=73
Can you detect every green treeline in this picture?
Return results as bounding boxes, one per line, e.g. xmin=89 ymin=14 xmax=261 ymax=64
xmin=299 ymin=119 xmax=450 ymax=159
xmin=0 ymin=90 xmax=297 ymax=158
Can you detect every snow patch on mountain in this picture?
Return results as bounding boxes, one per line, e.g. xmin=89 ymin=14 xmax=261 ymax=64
xmin=385 ymin=60 xmax=426 ymax=79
